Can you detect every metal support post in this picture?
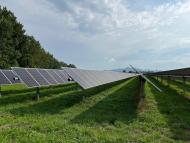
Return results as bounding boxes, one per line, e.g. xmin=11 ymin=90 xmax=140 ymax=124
xmin=36 ymin=87 xmax=40 ymax=101
xmin=167 ymin=76 xmax=170 ymax=87
xmin=160 ymin=76 xmax=163 ymax=83
xmin=0 ymin=85 xmax=1 ymax=97
xmin=139 ymin=76 xmax=146 ymax=99
xmin=182 ymin=77 xmax=186 ymax=95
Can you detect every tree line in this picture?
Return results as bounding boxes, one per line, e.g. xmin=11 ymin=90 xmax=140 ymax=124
xmin=0 ymin=6 xmax=76 ymax=69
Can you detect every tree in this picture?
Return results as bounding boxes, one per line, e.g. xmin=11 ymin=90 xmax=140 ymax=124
xmin=0 ymin=6 xmax=76 ymax=69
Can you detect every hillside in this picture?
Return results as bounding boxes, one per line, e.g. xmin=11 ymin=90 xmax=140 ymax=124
xmin=0 ymin=77 xmax=190 ymax=142
xmin=0 ymin=7 xmax=75 ymax=69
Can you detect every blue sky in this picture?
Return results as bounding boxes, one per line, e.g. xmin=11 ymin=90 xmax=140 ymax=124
xmin=1 ymin=0 xmax=190 ymax=70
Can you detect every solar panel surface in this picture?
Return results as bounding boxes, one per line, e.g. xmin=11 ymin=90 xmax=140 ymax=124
xmin=63 ymin=68 xmax=136 ymax=89
xmin=37 ymin=69 xmax=58 ymax=85
xmin=46 ymin=69 xmax=65 ymax=84
xmin=12 ymin=68 xmax=40 ymax=87
xmin=152 ymin=67 xmax=190 ymax=76
xmin=0 ymin=70 xmax=11 ymax=85
xmin=1 ymin=70 xmax=21 ymax=84
xmin=26 ymin=68 xmax=49 ymax=86
xmin=55 ymin=70 xmax=70 ymax=83
xmin=64 ymin=68 xmax=88 ymax=88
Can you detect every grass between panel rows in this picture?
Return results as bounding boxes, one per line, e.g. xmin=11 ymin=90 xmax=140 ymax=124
xmin=0 ymin=77 xmax=190 ymax=142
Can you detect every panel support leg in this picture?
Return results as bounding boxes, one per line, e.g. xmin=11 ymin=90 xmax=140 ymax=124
xmin=36 ymin=87 xmax=40 ymax=101
xmin=160 ymin=76 xmax=163 ymax=83
xmin=167 ymin=76 xmax=170 ymax=87
xmin=139 ymin=76 xmax=146 ymax=99
xmin=182 ymin=77 xmax=186 ymax=95
xmin=0 ymin=85 xmax=1 ymax=97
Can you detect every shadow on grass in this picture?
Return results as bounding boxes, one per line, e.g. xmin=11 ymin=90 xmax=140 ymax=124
xmin=9 ymin=78 xmax=134 ymax=115
xmin=162 ymin=78 xmax=190 ymax=93
xmin=150 ymin=78 xmax=190 ymax=141
xmin=71 ymin=78 xmax=141 ymax=125
xmin=0 ymin=83 xmax=79 ymax=106
xmin=1 ymin=83 xmax=76 ymax=95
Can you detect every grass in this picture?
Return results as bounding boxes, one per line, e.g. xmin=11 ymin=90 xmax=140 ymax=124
xmin=0 ymin=77 xmax=190 ymax=142
xmin=156 ymin=77 xmax=190 ymax=97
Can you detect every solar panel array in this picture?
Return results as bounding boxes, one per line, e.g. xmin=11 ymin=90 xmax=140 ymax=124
xmin=0 ymin=70 xmax=21 ymax=85
xmin=12 ymin=68 xmax=72 ymax=87
xmin=0 ymin=67 xmax=136 ymax=89
xmin=63 ymin=68 xmax=136 ymax=89
xmin=150 ymin=67 xmax=190 ymax=77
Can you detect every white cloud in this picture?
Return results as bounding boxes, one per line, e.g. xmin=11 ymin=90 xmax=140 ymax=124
xmin=105 ymin=57 xmax=116 ymax=63
xmin=1 ymin=0 xmax=190 ymax=70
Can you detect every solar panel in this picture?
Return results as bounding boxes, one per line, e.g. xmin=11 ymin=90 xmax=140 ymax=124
xmin=12 ymin=68 xmax=40 ymax=87
xmin=91 ymin=70 xmax=105 ymax=85
xmin=64 ymin=68 xmax=88 ymax=88
xmin=54 ymin=70 xmax=70 ymax=83
xmin=85 ymin=70 xmax=102 ymax=86
xmin=63 ymin=68 xmax=136 ymax=89
xmin=0 ymin=70 xmax=11 ymax=85
xmin=152 ymin=67 xmax=190 ymax=76
xmin=37 ymin=69 xmax=58 ymax=85
xmin=74 ymin=69 xmax=95 ymax=88
xmin=26 ymin=68 xmax=49 ymax=86
xmin=1 ymin=70 xmax=21 ymax=84
xmin=46 ymin=69 xmax=65 ymax=84
xmin=61 ymin=70 xmax=73 ymax=81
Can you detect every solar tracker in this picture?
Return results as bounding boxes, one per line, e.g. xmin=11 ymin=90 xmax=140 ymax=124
xmin=11 ymin=67 xmax=136 ymax=89
xmin=129 ymin=65 xmax=162 ymax=92
xmin=0 ymin=70 xmax=11 ymax=85
xmin=37 ymin=69 xmax=58 ymax=85
xmin=1 ymin=70 xmax=21 ymax=84
xmin=63 ymin=68 xmax=136 ymax=89
xmin=12 ymin=68 xmax=40 ymax=87
xmin=26 ymin=68 xmax=49 ymax=86
xmin=46 ymin=69 xmax=65 ymax=84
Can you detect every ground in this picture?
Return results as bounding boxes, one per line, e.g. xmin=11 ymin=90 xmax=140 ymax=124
xmin=0 ymin=77 xmax=190 ymax=143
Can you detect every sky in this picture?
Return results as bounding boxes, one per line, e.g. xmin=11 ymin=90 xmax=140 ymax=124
xmin=1 ymin=0 xmax=190 ymax=70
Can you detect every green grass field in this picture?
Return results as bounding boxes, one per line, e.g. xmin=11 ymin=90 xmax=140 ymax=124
xmin=0 ymin=77 xmax=190 ymax=143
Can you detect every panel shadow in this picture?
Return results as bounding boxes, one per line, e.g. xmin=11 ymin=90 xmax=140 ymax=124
xmin=149 ymin=78 xmax=190 ymax=141
xmin=71 ymin=78 xmax=141 ymax=125
xmin=9 ymin=79 xmax=133 ymax=115
xmin=0 ymin=84 xmax=79 ymax=106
